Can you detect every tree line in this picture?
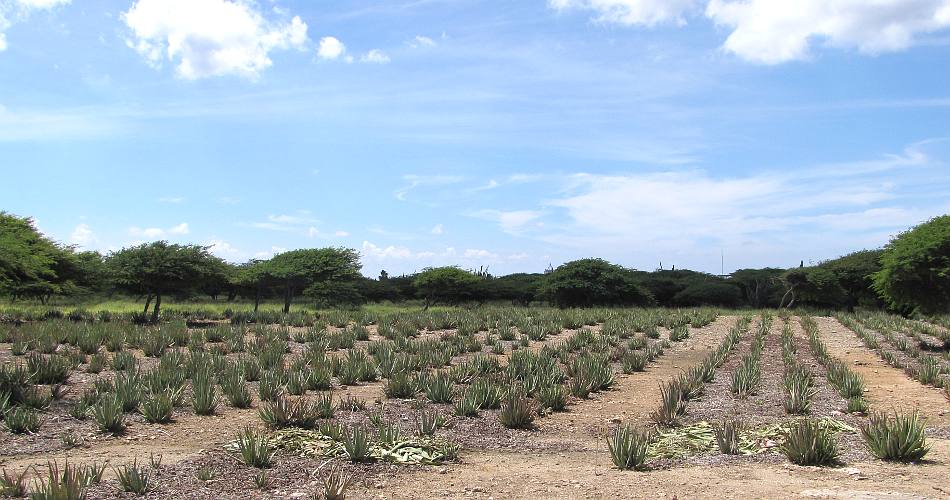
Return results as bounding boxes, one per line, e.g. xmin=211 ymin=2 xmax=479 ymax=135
xmin=2 ymin=211 xmax=948 ymax=318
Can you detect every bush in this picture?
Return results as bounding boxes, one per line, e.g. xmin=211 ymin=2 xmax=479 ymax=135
xmin=3 ymin=407 xmax=40 ymax=434
xmin=115 ymin=459 xmax=150 ymax=495
xmin=93 ymin=395 xmax=125 ymax=433
xmin=236 ymin=427 xmax=273 ymax=468
xmin=782 ymin=419 xmax=839 ymax=466
xmin=862 ymin=411 xmax=930 ymax=462
xmin=140 ymin=391 xmax=175 ymax=424
xmin=540 ymin=259 xmax=654 ymax=308
xmin=342 ymin=425 xmax=371 ymax=462
xmin=713 ymin=419 xmax=743 ymax=455
xmin=498 ymin=387 xmax=536 ymax=429
xmin=607 ymin=424 xmax=651 ymax=470
xmin=30 ymin=461 xmax=88 ymax=500
xmin=873 ymin=215 xmax=950 ymax=314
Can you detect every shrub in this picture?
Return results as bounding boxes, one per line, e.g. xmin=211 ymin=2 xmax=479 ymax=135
xmin=498 ymin=387 xmax=536 ymax=429
xmin=713 ymin=419 xmax=743 ymax=454
xmin=191 ymin=368 xmax=218 ymax=416
xmin=323 ymin=465 xmax=352 ymax=500
xmin=30 ymin=461 xmax=88 ymax=500
xmin=862 ymin=411 xmax=929 ymax=462
xmin=0 ymin=467 xmax=27 ymax=497
xmin=221 ymin=374 xmax=253 ymax=409
xmin=424 ymin=372 xmax=454 ymax=404
xmin=236 ymin=427 xmax=273 ymax=468
xmin=384 ymin=373 xmax=417 ymax=399
xmin=607 ymin=424 xmax=651 ymax=470
xmin=140 ymin=391 xmax=175 ymax=424
xmin=28 ymin=354 xmax=72 ymax=385
xmin=115 ymin=459 xmax=150 ymax=495
xmin=342 ymin=425 xmax=372 ymax=462
xmin=782 ymin=419 xmax=839 ymax=466
xmin=3 ymin=407 xmax=40 ymax=434
xmin=621 ymin=351 xmax=648 ymax=373
xmin=93 ymin=395 xmax=125 ymax=433
xmin=536 ymin=384 xmax=567 ymax=413
xmin=652 ymin=381 xmax=686 ymax=426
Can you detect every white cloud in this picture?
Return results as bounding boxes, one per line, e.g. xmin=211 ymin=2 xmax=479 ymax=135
xmin=468 ymin=209 xmax=544 ymax=235
xmin=549 ymin=0 xmax=699 ymax=26
xmin=361 ymin=49 xmax=390 ymax=63
xmin=409 ymin=35 xmax=436 ymax=48
xmin=395 ymin=174 xmax=464 ymax=201
xmin=549 ymin=0 xmax=950 ymax=64
xmin=361 ymin=241 xmax=524 ymax=272
xmin=127 ymin=222 xmax=189 ymax=239
xmin=121 ymin=0 xmax=308 ymax=79
xmin=334 ymin=230 xmax=350 ymax=237
xmin=317 ymin=36 xmax=345 ymax=60
xmin=249 ymin=212 xmax=319 ymax=231
xmin=431 ymin=223 xmax=444 ymax=235
xmin=206 ymin=239 xmax=241 ymax=259
xmin=706 ymin=0 xmax=950 ymax=64
xmin=254 ymin=246 xmax=285 ymax=259
xmin=128 ymin=226 xmax=165 ymax=239
xmin=69 ymin=223 xmax=96 ymax=248
xmin=15 ymin=0 xmax=69 ymax=7
xmin=0 ymin=0 xmax=70 ymax=52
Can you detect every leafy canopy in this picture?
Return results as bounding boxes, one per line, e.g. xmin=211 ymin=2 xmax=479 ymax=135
xmin=873 ymin=215 xmax=950 ymax=314
xmin=541 ymin=258 xmax=654 ymax=308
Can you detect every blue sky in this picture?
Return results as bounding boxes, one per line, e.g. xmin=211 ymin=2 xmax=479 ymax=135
xmin=2 ymin=0 xmax=949 ymax=277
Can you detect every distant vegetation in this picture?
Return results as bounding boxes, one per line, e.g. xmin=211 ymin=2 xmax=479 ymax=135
xmin=1 ymin=211 xmax=948 ymax=318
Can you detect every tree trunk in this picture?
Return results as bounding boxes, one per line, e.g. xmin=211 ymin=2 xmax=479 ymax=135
xmin=150 ymin=293 xmax=162 ymax=324
xmin=254 ymin=287 xmax=261 ymax=313
xmin=283 ymin=281 xmax=292 ymax=313
xmin=143 ymin=293 xmax=153 ymax=315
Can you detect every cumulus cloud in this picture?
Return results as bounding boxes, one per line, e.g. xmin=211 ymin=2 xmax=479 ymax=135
xmin=549 ymin=0 xmax=950 ymax=63
xmin=0 ymin=0 xmax=70 ymax=51
xmin=360 ymin=49 xmax=390 ymax=63
xmin=360 ymin=241 xmax=526 ymax=274
xmin=549 ymin=0 xmax=699 ymax=26
xmin=317 ymin=36 xmax=345 ymax=60
xmin=127 ymin=222 xmax=189 ymax=239
xmin=121 ymin=0 xmax=308 ymax=79
xmin=69 ymin=223 xmax=95 ymax=248
xmin=206 ymin=239 xmax=241 ymax=259
xmin=431 ymin=224 xmax=444 ymax=235
xmin=468 ymin=209 xmax=544 ymax=235
xmin=705 ymin=0 xmax=950 ymax=64
xmin=409 ymin=35 xmax=436 ymax=48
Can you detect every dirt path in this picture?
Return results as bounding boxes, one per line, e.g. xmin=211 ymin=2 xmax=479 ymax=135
xmin=536 ymin=315 xmax=737 ymax=443
xmin=811 ymin=316 xmax=950 ymax=428
xmin=361 ymin=439 xmax=950 ymax=499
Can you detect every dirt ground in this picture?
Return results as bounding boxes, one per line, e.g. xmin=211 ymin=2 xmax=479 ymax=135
xmin=3 ymin=315 xmax=949 ymax=499
xmin=348 ymin=315 xmax=950 ymax=500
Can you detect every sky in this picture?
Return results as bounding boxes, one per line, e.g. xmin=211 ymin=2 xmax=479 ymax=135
xmin=1 ymin=0 xmax=949 ymax=278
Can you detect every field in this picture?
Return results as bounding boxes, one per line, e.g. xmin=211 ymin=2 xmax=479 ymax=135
xmin=1 ymin=306 xmax=949 ymax=499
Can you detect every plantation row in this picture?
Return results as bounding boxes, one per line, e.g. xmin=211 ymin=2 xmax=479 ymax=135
xmin=837 ymin=311 xmax=950 ymax=394
xmin=0 ymin=308 xmax=716 ymax=497
xmin=607 ymin=313 xmax=929 ymax=471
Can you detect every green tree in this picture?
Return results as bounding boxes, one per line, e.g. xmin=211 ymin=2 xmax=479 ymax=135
xmin=413 ymin=266 xmax=481 ymax=308
xmin=0 ymin=212 xmax=75 ymax=302
xmin=266 ymin=248 xmax=362 ymax=313
xmin=540 ymin=259 xmax=653 ymax=308
xmin=821 ymin=250 xmax=882 ymax=312
xmin=873 ymin=215 xmax=950 ymax=314
xmin=106 ymin=241 xmax=226 ymax=323
xmin=730 ymin=268 xmax=784 ymax=308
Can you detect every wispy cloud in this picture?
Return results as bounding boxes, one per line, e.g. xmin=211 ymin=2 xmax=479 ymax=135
xmin=394 ymin=174 xmax=465 ymax=201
